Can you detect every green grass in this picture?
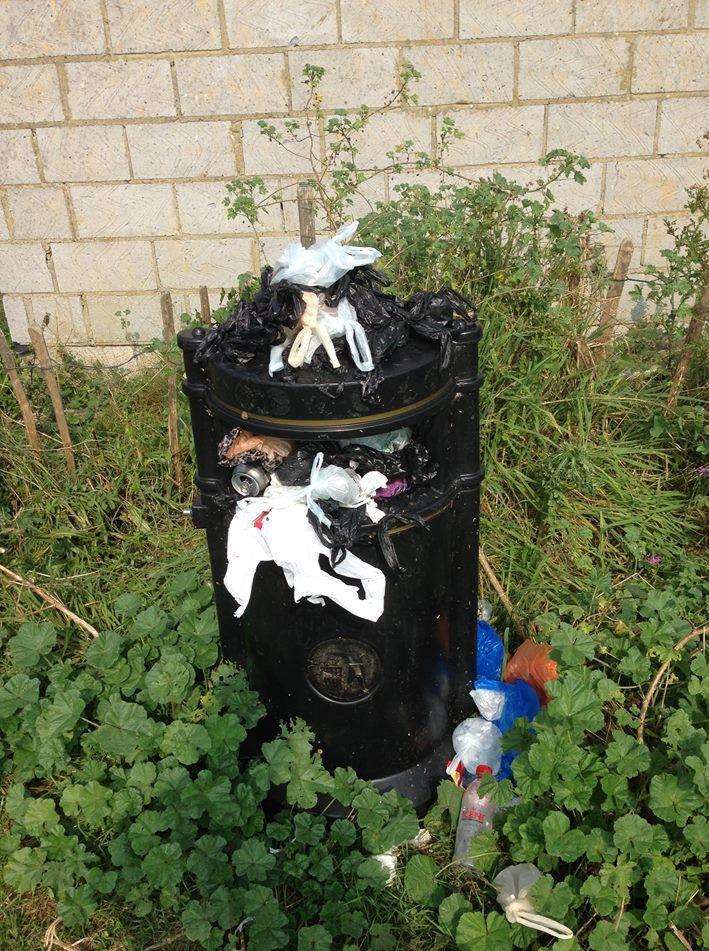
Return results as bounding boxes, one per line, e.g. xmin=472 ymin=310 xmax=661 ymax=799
xmin=1 ymin=180 xmax=706 ymax=948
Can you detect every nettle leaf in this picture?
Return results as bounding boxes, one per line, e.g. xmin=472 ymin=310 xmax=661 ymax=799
xmin=297 ymin=925 xmax=333 ymax=951
xmin=129 ymin=606 xmax=170 ymax=640
xmin=455 ymin=911 xmax=512 ymax=951
xmin=580 ymin=874 xmax=620 ymax=916
xmin=232 ymin=837 xmax=276 ymax=882
xmin=144 ymin=652 xmax=194 ymax=705
xmin=0 ymin=674 xmax=40 ymax=718
xmin=403 ymin=854 xmax=438 ymax=904
xmin=6 ymin=622 xmax=57 ymax=669
xmin=645 ymin=857 xmax=678 ymax=903
xmin=684 ymin=815 xmax=708 ymax=858
xmin=60 ymin=781 xmax=113 ymax=827
xmin=649 ymin=774 xmax=701 ymax=826
xmin=613 ymin=814 xmax=656 ymax=858
xmin=356 ymin=856 xmax=389 ymax=889
xmin=143 ymin=841 xmax=183 ymax=889
xmin=663 ymin=709 xmax=701 ymax=750
xmin=685 ymin=742 xmax=709 ymax=798
xmin=361 ymin=805 xmax=419 ymax=855
xmin=180 ymin=900 xmax=213 ymax=944
xmin=605 ymin=732 xmax=650 ymax=778
xmin=587 ymin=918 xmax=630 ymax=950
xmin=545 ymin=671 xmax=604 ymax=735
xmin=549 ymin=623 xmax=595 ymax=666
xmin=21 ymin=797 xmax=61 ymax=837
xmin=2 ymin=846 xmax=46 ymax=892
xmin=438 ymin=893 xmax=474 ymax=938
xmin=36 ymin=689 xmax=85 ymax=742
xmin=329 ymin=818 xmax=357 ymax=848
xmin=85 ymin=630 xmax=123 ymax=670
xmin=542 ymin=811 xmax=585 ymax=862
xmin=93 ymin=695 xmax=159 ymax=762
xmin=160 ymin=721 xmax=210 ymax=765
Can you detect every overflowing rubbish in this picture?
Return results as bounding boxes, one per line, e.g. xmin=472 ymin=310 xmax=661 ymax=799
xmin=340 ymin=427 xmax=411 ymax=454
xmin=493 ymin=864 xmax=574 ymax=940
xmin=231 ymin=463 xmax=269 ymax=498
xmin=453 ymin=764 xmax=496 ymax=866
xmin=447 ymin=717 xmax=503 ymax=780
xmin=218 ymin=428 xmax=293 ymax=471
xmin=194 ymin=221 xmax=475 ymax=380
xmin=220 ymin=425 xmax=441 ymax=620
xmin=447 ymin=620 xmax=556 ymax=790
xmin=476 ymin=619 xmax=504 ymax=681
xmin=504 ymin=639 xmax=558 ymax=704
xmin=225 ymin=496 xmax=385 ymax=622
xmin=472 ymin=677 xmax=540 ymax=735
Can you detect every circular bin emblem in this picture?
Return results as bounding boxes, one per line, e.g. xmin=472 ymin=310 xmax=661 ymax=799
xmin=306 ymin=638 xmax=382 ymax=703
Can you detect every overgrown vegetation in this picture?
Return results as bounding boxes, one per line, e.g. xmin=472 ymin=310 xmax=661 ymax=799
xmin=1 ymin=66 xmax=707 ymax=950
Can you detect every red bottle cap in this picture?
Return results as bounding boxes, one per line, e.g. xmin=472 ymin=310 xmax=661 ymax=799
xmin=476 ymin=764 xmax=493 ymax=776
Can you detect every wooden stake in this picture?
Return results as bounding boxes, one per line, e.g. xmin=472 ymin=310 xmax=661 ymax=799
xmin=668 ymin=264 xmax=708 ymax=409
xmin=27 ymin=324 xmax=76 ymax=474
xmin=160 ymin=291 xmax=183 ymax=489
xmin=596 ymin=238 xmax=633 ymax=350
xmin=198 ymin=286 xmax=211 ymax=322
xmin=0 ymin=328 xmax=41 ymax=456
xmin=297 ymin=181 xmax=316 ymax=248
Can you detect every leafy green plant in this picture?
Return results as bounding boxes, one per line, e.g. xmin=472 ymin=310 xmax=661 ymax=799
xmin=629 ymin=184 xmax=708 ymax=376
xmin=382 ymin=570 xmax=707 ymax=951
xmin=0 ymin=570 xmax=419 ymax=949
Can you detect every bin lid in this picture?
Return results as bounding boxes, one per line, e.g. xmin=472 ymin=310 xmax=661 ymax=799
xmin=180 ymin=327 xmax=466 ymax=438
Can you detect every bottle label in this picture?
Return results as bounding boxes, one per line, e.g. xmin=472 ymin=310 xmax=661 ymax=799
xmin=461 ymin=808 xmax=486 ymax=823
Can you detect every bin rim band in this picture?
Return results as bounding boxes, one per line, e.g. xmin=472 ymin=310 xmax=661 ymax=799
xmin=207 ymin=380 xmax=455 ymax=431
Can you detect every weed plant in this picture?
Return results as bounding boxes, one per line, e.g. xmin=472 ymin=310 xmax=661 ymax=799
xmin=0 ymin=73 xmax=707 ymax=950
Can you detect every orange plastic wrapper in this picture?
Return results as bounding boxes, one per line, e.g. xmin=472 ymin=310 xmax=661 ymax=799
xmin=218 ymin=428 xmax=293 ymax=471
xmin=504 ymin=640 xmax=558 ymax=705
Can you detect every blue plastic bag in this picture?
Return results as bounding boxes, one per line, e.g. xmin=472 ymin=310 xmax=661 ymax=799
xmin=476 ymin=619 xmax=504 ymax=681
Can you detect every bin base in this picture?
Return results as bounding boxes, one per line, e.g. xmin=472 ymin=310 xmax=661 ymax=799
xmin=370 ymin=736 xmax=453 ymax=813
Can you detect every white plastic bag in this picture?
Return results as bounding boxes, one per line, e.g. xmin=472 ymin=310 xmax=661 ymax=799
xmin=493 ymin=864 xmax=574 ymax=940
xmin=448 ymin=717 xmax=503 ymax=776
xmin=340 ymin=427 xmax=412 ymax=454
xmin=224 ymin=500 xmax=385 ymax=622
xmin=271 ymin=221 xmax=381 ymax=289
xmin=301 ymin=299 xmax=374 ymax=372
xmin=224 ymin=453 xmax=388 ymax=621
xmin=470 ymin=685 xmax=506 ymax=722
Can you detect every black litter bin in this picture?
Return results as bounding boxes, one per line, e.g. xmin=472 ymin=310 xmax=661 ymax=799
xmin=178 ymin=325 xmax=483 ymax=809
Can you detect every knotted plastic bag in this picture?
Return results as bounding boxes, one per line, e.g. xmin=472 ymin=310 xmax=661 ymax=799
xmin=271 ymin=221 xmax=381 ymax=289
xmin=471 ymin=677 xmax=541 ymax=734
xmin=493 ymin=864 xmax=574 ymax=940
xmin=447 ymin=717 xmax=503 ymax=778
xmin=476 ymin=620 xmax=504 ymax=681
xmin=504 ymin=640 xmax=558 ymax=704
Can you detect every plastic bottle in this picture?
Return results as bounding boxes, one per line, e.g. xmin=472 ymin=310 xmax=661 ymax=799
xmin=454 ymin=764 xmax=496 ymax=866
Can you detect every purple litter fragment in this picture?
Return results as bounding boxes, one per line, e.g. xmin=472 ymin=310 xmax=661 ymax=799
xmin=375 ymin=477 xmax=410 ymax=499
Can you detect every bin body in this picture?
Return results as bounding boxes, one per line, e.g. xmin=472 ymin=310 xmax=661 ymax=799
xmin=179 ymin=326 xmax=482 ymax=808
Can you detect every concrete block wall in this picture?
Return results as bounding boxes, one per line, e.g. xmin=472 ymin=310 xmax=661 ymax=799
xmin=0 ymin=0 xmax=706 ymax=357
